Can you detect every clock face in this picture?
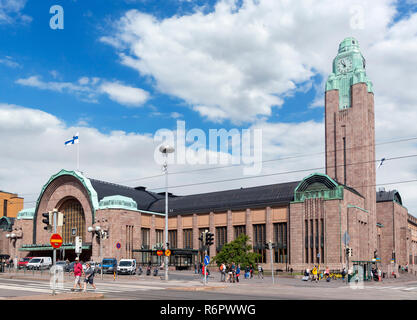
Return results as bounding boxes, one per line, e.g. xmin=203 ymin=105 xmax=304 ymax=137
xmin=336 ymin=57 xmax=352 ymax=74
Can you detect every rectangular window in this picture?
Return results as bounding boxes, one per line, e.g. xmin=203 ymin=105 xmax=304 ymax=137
xmin=183 ymin=229 xmax=193 ymax=249
xmin=216 ymin=227 xmax=227 ymax=253
xmin=253 ymin=224 xmax=266 ymax=263
xmin=305 ymin=220 xmax=308 ymax=263
xmin=156 ymin=229 xmax=164 ymax=248
xmin=273 ymin=223 xmax=287 ymax=263
xmin=141 ymin=228 xmax=150 ymax=249
xmin=126 ymin=225 xmax=134 ymax=259
xmin=168 ymin=230 xmax=177 ymax=249
xmin=234 ymin=225 xmax=246 ymax=239
xmin=310 ymin=219 xmax=314 ymax=264
xmin=3 ymin=200 xmax=7 ymax=217
xmin=320 ymin=219 xmax=324 ymax=263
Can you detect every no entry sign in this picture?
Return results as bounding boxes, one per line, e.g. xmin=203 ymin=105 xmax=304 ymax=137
xmin=50 ymin=233 xmax=63 ymax=249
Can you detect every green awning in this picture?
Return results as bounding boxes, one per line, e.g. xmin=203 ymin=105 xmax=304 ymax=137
xmin=19 ymin=244 xmax=91 ymax=252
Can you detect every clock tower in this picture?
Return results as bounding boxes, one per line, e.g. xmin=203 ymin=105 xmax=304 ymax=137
xmin=325 ymin=37 xmax=377 ymax=258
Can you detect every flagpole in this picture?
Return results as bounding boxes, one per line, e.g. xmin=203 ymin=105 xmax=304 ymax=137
xmin=77 ymin=139 xmax=79 ymax=171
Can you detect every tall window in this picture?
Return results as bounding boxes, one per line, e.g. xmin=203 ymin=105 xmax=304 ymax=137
xmin=273 ymin=223 xmax=287 ymax=263
xmin=3 ymin=200 xmax=7 ymax=217
xmin=253 ymin=224 xmax=266 ymax=263
xmin=60 ymin=199 xmax=85 ymax=243
xmin=216 ymin=227 xmax=227 ymax=253
xmin=156 ymin=229 xmax=164 ymax=248
xmin=320 ymin=219 xmax=324 ymax=263
xmin=310 ymin=219 xmax=314 ymax=264
xmin=183 ymin=229 xmax=193 ymax=249
xmin=168 ymin=230 xmax=177 ymax=249
xmin=305 ymin=220 xmax=308 ymax=263
xmin=141 ymin=228 xmax=150 ymax=249
xmin=234 ymin=225 xmax=246 ymax=239
xmin=126 ymin=225 xmax=134 ymax=259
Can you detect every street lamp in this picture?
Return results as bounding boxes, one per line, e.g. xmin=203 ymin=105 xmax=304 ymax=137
xmin=159 ymin=144 xmax=175 ymax=281
xmin=88 ymin=225 xmax=103 ymax=280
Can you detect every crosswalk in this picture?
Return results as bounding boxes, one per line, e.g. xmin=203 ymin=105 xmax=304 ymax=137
xmin=0 ymin=279 xmax=165 ymax=295
xmin=340 ymin=284 xmax=417 ymax=292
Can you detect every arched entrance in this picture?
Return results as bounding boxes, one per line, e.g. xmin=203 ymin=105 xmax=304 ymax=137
xmin=59 ymin=198 xmax=86 ymax=244
xmin=58 ymin=198 xmax=91 ymax=262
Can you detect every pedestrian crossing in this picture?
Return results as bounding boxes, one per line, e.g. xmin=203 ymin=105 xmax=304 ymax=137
xmin=340 ymin=284 xmax=417 ymax=292
xmin=0 ymin=279 xmax=165 ymax=295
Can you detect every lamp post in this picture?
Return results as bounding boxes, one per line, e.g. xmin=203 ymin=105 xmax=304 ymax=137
xmin=159 ymin=144 xmax=175 ymax=281
xmin=88 ymin=225 xmax=103 ymax=280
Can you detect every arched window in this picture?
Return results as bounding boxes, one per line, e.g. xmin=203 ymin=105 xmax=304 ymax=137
xmin=59 ymin=199 xmax=85 ymax=243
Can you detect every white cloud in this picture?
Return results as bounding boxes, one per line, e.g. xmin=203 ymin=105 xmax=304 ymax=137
xmin=100 ymin=81 xmax=149 ymax=107
xmin=0 ymin=0 xmax=31 ymax=24
xmin=0 ymin=56 xmax=20 ymax=68
xmin=102 ymin=0 xmax=394 ymax=123
xmin=16 ymin=75 xmax=149 ymax=107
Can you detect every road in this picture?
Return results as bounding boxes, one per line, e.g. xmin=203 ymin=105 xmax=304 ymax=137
xmin=0 ymin=270 xmax=417 ymax=300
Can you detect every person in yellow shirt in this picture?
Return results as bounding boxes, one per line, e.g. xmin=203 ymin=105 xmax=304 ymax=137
xmin=311 ymin=266 xmax=318 ymax=282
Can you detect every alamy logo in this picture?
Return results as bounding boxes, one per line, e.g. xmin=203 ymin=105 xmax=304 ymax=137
xmin=50 ymin=5 xmax=64 ymax=30
xmin=154 ymin=121 xmax=262 ymax=175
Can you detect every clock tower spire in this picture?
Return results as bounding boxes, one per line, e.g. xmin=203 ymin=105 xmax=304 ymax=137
xmin=325 ymin=37 xmax=377 ymax=258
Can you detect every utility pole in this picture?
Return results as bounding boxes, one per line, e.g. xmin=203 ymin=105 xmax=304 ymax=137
xmin=52 ymin=208 xmax=57 ymax=295
xmin=268 ymin=240 xmax=275 ymax=284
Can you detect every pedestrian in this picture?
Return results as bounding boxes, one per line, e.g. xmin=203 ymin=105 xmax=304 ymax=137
xmin=312 ymin=265 xmax=318 ymax=282
xmin=236 ymin=264 xmax=241 ymax=283
xmin=342 ymin=267 xmax=346 ymax=281
xmin=378 ymin=268 xmax=382 ymax=282
xmin=194 ymin=263 xmax=198 ymax=274
xmin=231 ymin=262 xmax=236 ymax=283
xmin=258 ymin=265 xmax=264 ymax=279
xmin=71 ymin=257 xmax=83 ymax=292
xmin=199 ymin=262 xmax=203 ymax=274
xmin=220 ymin=263 xmax=226 ymax=282
xmin=202 ymin=265 xmax=209 ymax=283
xmin=250 ymin=265 xmax=254 ymax=279
xmin=324 ymin=266 xmax=330 ymax=281
xmin=83 ymin=262 xmax=96 ymax=292
xmin=245 ymin=265 xmax=250 ymax=279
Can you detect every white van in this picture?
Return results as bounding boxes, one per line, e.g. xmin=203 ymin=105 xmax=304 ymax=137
xmin=27 ymin=257 xmax=52 ymax=270
xmin=117 ymin=259 xmax=136 ymax=275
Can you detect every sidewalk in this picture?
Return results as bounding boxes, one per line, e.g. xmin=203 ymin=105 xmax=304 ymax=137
xmin=5 ymin=292 xmax=104 ymax=300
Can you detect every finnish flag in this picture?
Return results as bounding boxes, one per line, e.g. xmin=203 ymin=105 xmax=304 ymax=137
xmin=65 ymin=133 xmax=79 ymax=146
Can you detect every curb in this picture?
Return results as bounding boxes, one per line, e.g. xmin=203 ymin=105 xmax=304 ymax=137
xmin=6 ymin=292 xmax=104 ymax=300
xmin=166 ymin=285 xmax=227 ymax=291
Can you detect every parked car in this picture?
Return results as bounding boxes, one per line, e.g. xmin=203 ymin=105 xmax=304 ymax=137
xmin=27 ymin=257 xmax=52 ymax=270
xmin=64 ymin=261 xmax=76 ymax=272
xmin=83 ymin=261 xmax=100 ymax=272
xmin=18 ymin=257 xmax=34 ymax=269
xmin=117 ymin=259 xmax=137 ymax=275
xmin=101 ymin=258 xmax=117 ymax=274
xmin=55 ymin=261 xmax=67 ymax=270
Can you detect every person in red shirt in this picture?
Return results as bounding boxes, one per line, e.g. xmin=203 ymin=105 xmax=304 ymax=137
xmin=71 ymin=257 xmax=84 ymax=292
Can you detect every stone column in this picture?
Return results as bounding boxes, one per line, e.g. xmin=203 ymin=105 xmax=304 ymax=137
xmin=227 ymin=210 xmax=233 ymax=243
xmin=150 ymin=215 xmax=156 ymax=248
xmin=193 ymin=214 xmax=199 ymax=250
xmin=246 ymin=209 xmax=253 ymax=247
xmin=177 ymin=215 xmax=183 ymax=249
xmin=209 ymin=212 xmax=215 ymax=257
xmin=266 ymin=207 xmax=273 ymax=264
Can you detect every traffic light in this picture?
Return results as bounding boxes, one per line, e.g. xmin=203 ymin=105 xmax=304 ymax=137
xmin=42 ymin=212 xmax=51 ymax=230
xmin=205 ymin=232 xmax=214 ymax=246
xmin=199 ymin=232 xmax=206 ymax=246
xmin=346 ymin=247 xmax=353 ymax=257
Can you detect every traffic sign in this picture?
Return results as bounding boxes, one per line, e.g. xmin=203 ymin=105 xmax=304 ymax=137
xmin=157 ymin=250 xmax=163 ymax=256
xmin=50 ymin=233 xmax=63 ymax=249
xmin=116 ymin=242 xmax=121 ymax=249
xmin=204 ymin=255 xmax=210 ymax=265
xmin=165 ymin=249 xmax=171 ymax=257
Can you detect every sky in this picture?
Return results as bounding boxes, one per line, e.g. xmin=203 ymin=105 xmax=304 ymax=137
xmin=1 ymin=0 xmax=417 ymax=215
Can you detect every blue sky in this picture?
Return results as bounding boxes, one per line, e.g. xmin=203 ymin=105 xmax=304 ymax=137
xmin=1 ymin=0 xmax=417 ymax=214
xmin=1 ymin=0 xmax=325 ymax=135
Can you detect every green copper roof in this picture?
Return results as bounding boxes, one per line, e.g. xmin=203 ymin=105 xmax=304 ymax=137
xmin=293 ymin=173 xmax=344 ymax=202
xmin=17 ymin=208 xmax=35 ymax=220
xmin=326 ymin=37 xmax=373 ymax=110
xmin=99 ymin=195 xmax=138 ymax=210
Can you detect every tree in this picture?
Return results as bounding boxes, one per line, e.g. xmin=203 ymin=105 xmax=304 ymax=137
xmin=213 ymin=234 xmax=260 ymax=267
